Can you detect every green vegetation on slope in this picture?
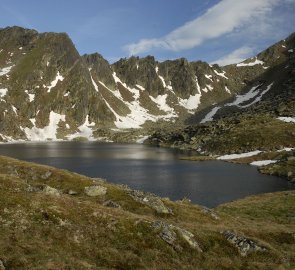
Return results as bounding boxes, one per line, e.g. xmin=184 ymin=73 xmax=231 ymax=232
xmin=0 ymin=155 xmax=294 ymax=269
xmin=148 ymin=114 xmax=295 ymax=154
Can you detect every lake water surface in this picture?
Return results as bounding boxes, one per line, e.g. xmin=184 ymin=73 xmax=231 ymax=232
xmin=0 ymin=142 xmax=293 ymax=207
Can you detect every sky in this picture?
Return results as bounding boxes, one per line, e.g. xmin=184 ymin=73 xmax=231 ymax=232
xmin=0 ymin=0 xmax=295 ymax=65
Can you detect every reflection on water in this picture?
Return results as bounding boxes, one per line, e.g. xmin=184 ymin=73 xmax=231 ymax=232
xmin=0 ymin=142 xmax=293 ymax=207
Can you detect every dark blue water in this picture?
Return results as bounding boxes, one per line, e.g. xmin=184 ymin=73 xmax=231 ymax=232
xmin=0 ymin=142 xmax=293 ymax=207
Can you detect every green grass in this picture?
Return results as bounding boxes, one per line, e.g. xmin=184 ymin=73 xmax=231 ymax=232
xmin=204 ymin=115 xmax=295 ymax=154
xmin=0 ymin=155 xmax=294 ymax=269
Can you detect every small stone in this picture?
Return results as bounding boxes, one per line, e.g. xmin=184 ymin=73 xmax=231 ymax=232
xmin=0 ymin=260 xmax=5 ymax=270
xmin=180 ymin=197 xmax=191 ymax=203
xmin=92 ymin=177 xmax=106 ymax=184
xmin=41 ymin=171 xmax=52 ymax=180
xmin=201 ymin=207 xmax=220 ymax=220
xmin=68 ymin=189 xmax=78 ymax=195
xmin=103 ymin=200 xmax=121 ymax=208
xmin=84 ymin=185 xmax=107 ymax=197
xmin=26 ymin=185 xmax=43 ymax=192
xmin=43 ymin=185 xmax=60 ymax=196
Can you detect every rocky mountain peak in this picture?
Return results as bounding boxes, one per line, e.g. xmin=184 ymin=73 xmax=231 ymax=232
xmin=83 ymin=53 xmax=115 ymax=89
xmin=0 ymin=26 xmax=294 ymax=142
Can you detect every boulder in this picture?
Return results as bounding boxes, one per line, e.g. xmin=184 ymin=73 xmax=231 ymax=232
xmin=223 ymin=230 xmax=266 ymax=256
xmin=201 ymin=206 xmax=220 ymax=220
xmin=84 ymin=185 xmax=107 ymax=197
xmin=68 ymin=189 xmax=78 ymax=195
xmin=176 ymin=226 xmax=203 ymax=252
xmin=152 ymin=221 xmax=180 ymax=251
xmin=0 ymin=260 xmax=5 ymax=270
xmin=43 ymin=185 xmax=60 ymax=196
xmin=26 ymin=184 xmax=43 ymax=192
xmin=41 ymin=171 xmax=52 ymax=180
xmin=152 ymin=221 xmax=202 ymax=252
xmin=127 ymin=189 xmax=172 ymax=214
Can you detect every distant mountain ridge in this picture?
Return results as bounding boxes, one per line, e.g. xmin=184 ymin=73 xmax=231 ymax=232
xmin=0 ymin=26 xmax=294 ymax=142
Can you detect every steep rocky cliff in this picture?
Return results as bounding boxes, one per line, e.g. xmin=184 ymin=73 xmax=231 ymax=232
xmin=0 ymin=26 xmax=294 ymax=142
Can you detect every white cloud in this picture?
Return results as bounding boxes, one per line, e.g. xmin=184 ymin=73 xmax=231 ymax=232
xmin=125 ymin=0 xmax=279 ymax=55
xmin=212 ymin=46 xmax=254 ymax=66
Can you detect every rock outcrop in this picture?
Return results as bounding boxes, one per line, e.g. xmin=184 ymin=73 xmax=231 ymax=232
xmin=223 ymin=230 xmax=267 ymax=256
xmin=152 ymin=221 xmax=202 ymax=252
xmin=84 ymin=185 xmax=107 ymax=197
xmin=127 ymin=189 xmax=172 ymax=214
xmin=43 ymin=185 xmax=61 ymax=196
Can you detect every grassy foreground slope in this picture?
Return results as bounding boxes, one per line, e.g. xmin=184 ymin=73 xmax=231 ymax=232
xmin=0 ymin=155 xmax=294 ymax=269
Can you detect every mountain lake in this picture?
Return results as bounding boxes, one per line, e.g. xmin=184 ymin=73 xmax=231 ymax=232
xmin=0 ymin=141 xmax=293 ymax=207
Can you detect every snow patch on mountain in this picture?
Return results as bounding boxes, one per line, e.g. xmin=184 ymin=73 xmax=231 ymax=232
xmin=47 ymin=71 xmax=64 ymax=93
xmin=200 ymin=83 xmax=273 ymax=123
xmin=112 ymin=72 xmax=123 ymax=84
xmin=104 ymin=73 xmax=178 ymax=128
xmin=136 ymin=135 xmax=149 ymax=144
xmin=136 ymin=84 xmax=145 ymax=90
xmin=150 ymin=94 xmax=176 ymax=116
xmin=206 ymin=84 xmax=213 ymax=91
xmin=214 ymin=70 xmax=228 ymax=79
xmin=200 ymin=106 xmax=221 ymax=123
xmin=178 ymin=93 xmax=202 ymax=111
xmin=225 ymin=86 xmax=231 ymax=94
xmin=0 ymin=134 xmax=16 ymax=142
xmin=217 ymin=150 xmax=262 ymax=160
xmin=277 ymin=147 xmax=295 ymax=152
xmin=195 ymin=76 xmax=201 ymax=92
xmin=25 ymin=90 xmax=35 ymax=102
xmin=67 ymin=115 xmax=96 ymax=140
xmin=0 ymin=65 xmax=14 ymax=76
xmin=22 ymin=111 xmax=66 ymax=141
xmin=99 ymin=81 xmax=122 ymax=99
xmin=11 ymin=105 xmax=17 ymax=115
xmin=113 ymin=105 xmax=153 ymax=129
xmin=205 ymin=74 xmax=213 ymax=82
xmin=155 ymin=66 xmax=172 ymax=90
xmin=91 ymin=75 xmax=99 ymax=92
xmin=0 ymin=88 xmax=8 ymax=97
xmin=113 ymin=72 xmax=140 ymax=99
xmin=228 ymin=85 xmax=261 ymax=106
xmin=237 ymin=83 xmax=273 ymax=108
xmin=277 ymin=117 xmax=295 ymax=123
xmin=202 ymin=87 xmax=209 ymax=93
xmin=250 ymin=160 xmax=278 ymax=166
xmin=228 ymin=83 xmax=273 ymax=108
xmin=236 ymin=58 xmax=264 ymax=67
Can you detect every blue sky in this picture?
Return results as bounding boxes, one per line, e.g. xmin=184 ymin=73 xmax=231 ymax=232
xmin=0 ymin=0 xmax=295 ymax=65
